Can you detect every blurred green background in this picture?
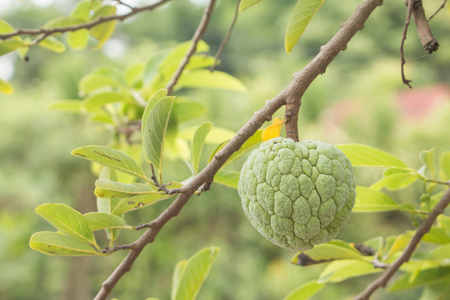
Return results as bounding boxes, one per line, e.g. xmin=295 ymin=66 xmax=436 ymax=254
xmin=1 ymin=0 xmax=449 ymax=299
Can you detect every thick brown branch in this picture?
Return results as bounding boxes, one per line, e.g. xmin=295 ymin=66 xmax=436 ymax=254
xmin=285 ymin=0 xmax=384 ymax=141
xmin=210 ymin=0 xmax=241 ymax=72
xmin=411 ymin=0 xmax=439 ymax=54
xmin=0 ymin=0 xmax=171 ymax=40
xmin=400 ymin=0 xmax=413 ymax=88
xmin=354 ymin=187 xmax=450 ymax=300
xmin=165 ymin=0 xmax=217 ymax=95
xmin=94 ymin=0 xmax=384 ymax=299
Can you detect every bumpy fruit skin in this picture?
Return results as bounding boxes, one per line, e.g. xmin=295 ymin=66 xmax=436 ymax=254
xmin=238 ymin=137 xmax=356 ymax=250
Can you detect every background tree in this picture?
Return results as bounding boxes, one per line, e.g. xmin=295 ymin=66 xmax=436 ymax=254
xmin=0 ymin=0 xmax=449 ymax=299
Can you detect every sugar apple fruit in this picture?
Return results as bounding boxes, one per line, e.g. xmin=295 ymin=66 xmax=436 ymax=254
xmin=238 ymin=137 xmax=356 ymax=250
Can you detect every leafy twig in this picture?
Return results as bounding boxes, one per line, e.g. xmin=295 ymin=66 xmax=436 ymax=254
xmin=428 ymin=0 xmax=447 ymax=21
xmin=165 ymin=0 xmax=217 ymax=95
xmin=0 ymin=0 xmax=171 ymax=40
xmin=93 ymin=1 xmax=384 ymax=299
xmin=354 ymin=188 xmax=450 ymax=300
xmin=400 ymin=0 xmax=413 ymax=89
xmin=210 ymin=0 xmax=241 ymax=72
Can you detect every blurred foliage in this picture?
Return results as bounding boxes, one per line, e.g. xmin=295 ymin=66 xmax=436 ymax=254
xmin=1 ymin=0 xmax=449 ymax=299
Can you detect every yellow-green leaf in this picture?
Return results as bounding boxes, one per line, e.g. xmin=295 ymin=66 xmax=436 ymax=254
xmin=285 ymin=0 xmax=326 ymax=53
xmin=30 ymin=232 xmax=101 ymax=256
xmin=35 ymin=203 xmax=96 ymax=245
xmin=353 ymin=186 xmax=400 ymax=212
xmin=90 ymin=5 xmax=117 ymax=49
xmin=0 ymin=78 xmax=14 ymax=94
xmin=38 ymin=36 xmax=66 ymax=53
xmin=239 ymin=0 xmax=263 ymax=11
xmin=336 ymin=144 xmax=408 ymax=168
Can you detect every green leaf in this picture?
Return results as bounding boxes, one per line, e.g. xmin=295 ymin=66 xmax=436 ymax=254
xmin=83 ymin=212 xmax=131 ymax=231
xmin=47 ymin=100 xmax=83 ymax=113
xmin=224 ymin=130 xmax=263 ymax=167
xmin=171 ymin=247 xmax=219 ymax=300
xmin=422 ymin=228 xmax=450 ymax=244
xmin=29 ymin=232 xmax=100 ymax=256
xmin=142 ymin=96 xmax=175 ymax=181
xmin=95 ymin=179 xmax=159 ymax=198
xmin=181 ymin=127 xmax=235 ymax=145
xmin=70 ymin=0 xmax=94 ymax=21
xmin=112 ymin=182 xmax=182 ymax=215
xmin=420 ymin=148 xmax=436 ymax=178
xmin=239 ymin=0 xmax=264 ymax=11
xmin=160 ymin=40 xmax=209 ymax=71
xmin=71 ymin=145 xmax=147 ymax=181
xmin=67 ymin=29 xmax=89 ymax=50
xmin=35 ymin=203 xmax=96 ymax=245
xmin=214 ymin=170 xmax=240 ymax=189
xmin=386 ymin=231 xmax=414 ymax=258
xmin=283 ymin=280 xmax=325 ymax=300
xmin=420 ymin=277 xmax=450 ymax=300
xmin=0 ymin=78 xmax=14 ymax=94
xmin=318 ymin=260 xmax=383 ymax=283
xmin=38 ymin=36 xmax=66 ymax=53
xmin=96 ymin=167 xmax=121 ymax=242
xmin=90 ymin=5 xmax=117 ymax=48
xmin=285 ymin=0 xmax=326 ymax=54
xmin=79 ymin=73 xmax=125 ymax=95
xmin=125 ymin=62 xmax=144 ymax=87
xmin=84 ymin=91 xmax=130 ymax=110
xmin=191 ymin=122 xmax=212 ymax=173
xmin=208 ymin=140 xmax=229 ymax=164
xmin=438 ymin=152 xmax=450 ymax=181
xmin=0 ymin=18 xmax=15 ymax=33
xmin=336 ymin=144 xmax=408 ymax=168
xmin=353 ymin=186 xmax=400 ymax=212
xmin=175 ymin=70 xmax=247 ymax=92
xmin=0 ymin=39 xmax=26 ymax=56
xmin=291 ymin=240 xmax=362 ymax=266
xmin=426 ymin=244 xmax=450 ymax=260
xmin=161 ymin=55 xmax=217 ymax=79
xmin=44 ymin=16 xmax=82 ymax=28
xmin=389 ymin=267 xmax=450 ymax=291
xmin=172 ymin=97 xmax=207 ymax=122
xmin=370 ymin=172 xmax=418 ymax=191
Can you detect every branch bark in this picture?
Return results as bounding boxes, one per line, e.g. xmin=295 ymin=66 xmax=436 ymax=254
xmin=94 ymin=0 xmax=384 ymax=298
xmin=354 ymin=187 xmax=450 ymax=300
xmin=411 ymin=0 xmax=439 ymax=54
xmin=0 ymin=0 xmax=171 ymax=40
xmin=285 ymin=0 xmax=383 ymax=141
xmin=165 ymin=0 xmax=217 ymax=95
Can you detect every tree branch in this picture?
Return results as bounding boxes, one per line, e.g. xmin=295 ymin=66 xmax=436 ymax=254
xmin=285 ymin=0 xmax=383 ymax=141
xmin=411 ymin=0 xmax=439 ymax=54
xmin=165 ymin=0 xmax=217 ymax=95
xmin=354 ymin=187 xmax=450 ymax=300
xmin=400 ymin=0 xmax=413 ymax=88
xmin=94 ymin=0 xmax=384 ymax=299
xmin=210 ymin=0 xmax=241 ymax=72
xmin=0 ymin=0 xmax=171 ymax=40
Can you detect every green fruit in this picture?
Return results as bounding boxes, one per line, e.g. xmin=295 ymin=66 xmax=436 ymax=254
xmin=238 ymin=137 xmax=356 ymax=250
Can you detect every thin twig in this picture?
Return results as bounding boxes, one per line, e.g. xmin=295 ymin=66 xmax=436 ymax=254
xmin=102 ymin=244 xmax=134 ymax=254
xmin=114 ymin=0 xmax=135 ymax=10
xmin=0 ymin=0 xmax=171 ymax=40
xmin=354 ymin=188 xmax=450 ymax=300
xmin=150 ymin=164 xmax=184 ymax=194
xmin=210 ymin=0 xmax=241 ymax=72
xmin=94 ymin=1 xmax=384 ymax=299
xmin=400 ymin=0 xmax=413 ymax=88
xmin=165 ymin=0 xmax=217 ymax=95
xmin=428 ymin=0 xmax=447 ymax=21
